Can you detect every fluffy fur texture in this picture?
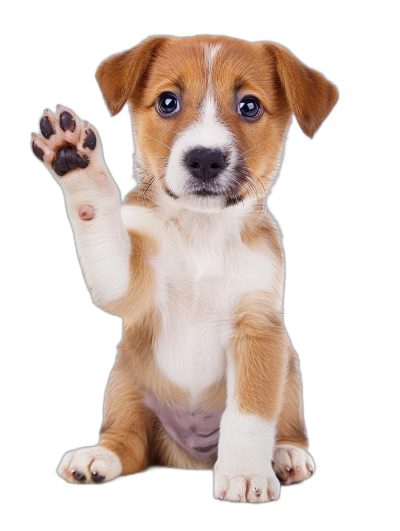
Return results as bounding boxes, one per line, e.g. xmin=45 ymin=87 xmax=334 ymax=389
xmin=33 ymin=35 xmax=337 ymax=502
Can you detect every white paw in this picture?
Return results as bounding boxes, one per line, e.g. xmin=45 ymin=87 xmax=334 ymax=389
xmin=58 ymin=446 xmax=122 ymax=484
xmin=214 ymin=467 xmax=280 ymax=503
xmin=33 ymin=107 xmax=102 ymax=175
xmin=273 ymin=444 xmax=314 ymax=485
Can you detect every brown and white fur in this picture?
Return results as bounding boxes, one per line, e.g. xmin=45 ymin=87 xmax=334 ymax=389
xmin=32 ymin=36 xmax=338 ymax=502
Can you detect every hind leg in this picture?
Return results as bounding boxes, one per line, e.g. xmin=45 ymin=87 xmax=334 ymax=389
xmin=58 ymin=357 xmax=153 ymax=484
xmin=273 ymin=346 xmax=314 ymax=485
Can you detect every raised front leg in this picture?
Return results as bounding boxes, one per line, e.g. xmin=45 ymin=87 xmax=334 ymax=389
xmin=214 ymin=292 xmax=288 ymax=503
xmin=32 ymin=107 xmax=132 ymax=312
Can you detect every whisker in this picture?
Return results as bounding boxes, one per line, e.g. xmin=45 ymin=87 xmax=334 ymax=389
xmin=242 ymin=155 xmax=275 ymax=160
xmin=240 ymin=138 xmax=270 ymax=156
xmin=141 ymin=176 xmax=155 ymax=208
xmin=255 ymin=199 xmax=267 ymax=225
xmin=246 ymin=166 xmax=274 ymax=183
xmin=147 ymin=135 xmax=172 ymax=151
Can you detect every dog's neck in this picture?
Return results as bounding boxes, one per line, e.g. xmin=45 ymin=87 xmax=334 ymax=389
xmin=155 ymin=192 xmax=264 ymax=245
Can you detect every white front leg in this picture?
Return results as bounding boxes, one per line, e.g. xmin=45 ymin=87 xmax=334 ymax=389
xmin=214 ymin=355 xmax=280 ymax=502
xmin=62 ymin=169 xmax=131 ymax=309
xmin=33 ymin=107 xmax=131 ymax=309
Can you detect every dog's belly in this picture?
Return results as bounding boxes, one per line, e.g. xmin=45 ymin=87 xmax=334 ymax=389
xmin=144 ymin=393 xmax=223 ymax=460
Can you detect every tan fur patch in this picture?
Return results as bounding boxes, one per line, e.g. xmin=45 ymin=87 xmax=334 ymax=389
xmin=231 ymin=291 xmax=289 ymax=421
xmin=97 ymin=36 xmax=337 ymax=205
xmin=276 ymin=346 xmax=308 ymax=449
xmin=104 ymin=212 xmax=158 ymax=325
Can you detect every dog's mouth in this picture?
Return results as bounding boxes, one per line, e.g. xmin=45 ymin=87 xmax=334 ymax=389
xmin=190 ymin=188 xmax=221 ymax=198
xmin=184 ymin=175 xmax=230 ymax=199
xmin=187 ymin=185 xmax=244 ymax=210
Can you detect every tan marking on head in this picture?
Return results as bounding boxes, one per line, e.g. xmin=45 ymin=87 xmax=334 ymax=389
xmin=97 ymin=36 xmax=337 ymax=207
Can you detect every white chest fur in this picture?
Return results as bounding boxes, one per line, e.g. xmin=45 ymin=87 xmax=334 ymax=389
xmin=122 ymin=203 xmax=277 ymax=404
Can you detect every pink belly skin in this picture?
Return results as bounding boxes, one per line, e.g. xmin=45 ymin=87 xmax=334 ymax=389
xmin=144 ymin=393 xmax=224 ymax=460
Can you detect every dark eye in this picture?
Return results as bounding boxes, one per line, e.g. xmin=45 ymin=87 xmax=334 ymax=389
xmin=158 ymin=93 xmax=179 ymax=115
xmin=238 ymin=98 xmax=261 ymax=119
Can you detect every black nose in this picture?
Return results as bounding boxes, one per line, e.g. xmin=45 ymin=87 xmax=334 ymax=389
xmin=186 ymin=148 xmax=226 ymax=181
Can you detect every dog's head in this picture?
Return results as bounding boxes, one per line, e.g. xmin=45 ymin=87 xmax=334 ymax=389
xmin=97 ymin=36 xmax=337 ymax=212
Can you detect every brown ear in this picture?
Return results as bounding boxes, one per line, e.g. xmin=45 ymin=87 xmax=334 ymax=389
xmin=96 ymin=37 xmax=167 ymax=115
xmin=265 ymin=44 xmax=338 ymax=138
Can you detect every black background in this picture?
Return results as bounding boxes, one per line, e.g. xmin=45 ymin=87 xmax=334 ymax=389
xmin=14 ymin=10 xmax=358 ymax=527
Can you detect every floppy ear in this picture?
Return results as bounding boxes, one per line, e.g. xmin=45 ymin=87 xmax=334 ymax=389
xmin=96 ymin=37 xmax=167 ymax=116
xmin=265 ymin=44 xmax=338 ymax=138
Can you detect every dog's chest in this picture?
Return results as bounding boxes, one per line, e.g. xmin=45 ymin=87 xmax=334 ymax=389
xmin=151 ymin=214 xmax=276 ymax=402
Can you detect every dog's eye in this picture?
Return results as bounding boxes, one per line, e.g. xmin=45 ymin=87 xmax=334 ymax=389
xmin=158 ymin=93 xmax=180 ymax=115
xmin=238 ymin=98 xmax=261 ymax=119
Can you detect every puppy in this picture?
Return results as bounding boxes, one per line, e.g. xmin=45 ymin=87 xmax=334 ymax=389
xmin=32 ymin=35 xmax=337 ymax=502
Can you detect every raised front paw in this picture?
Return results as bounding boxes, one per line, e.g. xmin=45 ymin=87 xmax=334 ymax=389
xmin=58 ymin=445 xmax=122 ymax=484
xmin=214 ymin=467 xmax=280 ymax=503
xmin=32 ymin=106 xmax=100 ymax=177
xmin=273 ymin=444 xmax=314 ymax=485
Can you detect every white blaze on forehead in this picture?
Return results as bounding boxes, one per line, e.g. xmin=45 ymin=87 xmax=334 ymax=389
xmin=164 ymin=43 xmax=236 ymax=198
xmin=202 ymin=42 xmax=223 ymax=135
xmin=204 ymin=43 xmax=221 ymax=82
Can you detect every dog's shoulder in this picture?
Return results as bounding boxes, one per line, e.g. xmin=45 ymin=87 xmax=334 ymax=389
xmin=121 ymin=189 xmax=166 ymax=243
xmin=241 ymin=209 xmax=283 ymax=264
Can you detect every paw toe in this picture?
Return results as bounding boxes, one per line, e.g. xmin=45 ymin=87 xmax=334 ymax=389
xmin=273 ymin=445 xmax=314 ymax=485
xmin=215 ymin=472 xmax=279 ymax=503
xmin=40 ymin=114 xmax=55 ymax=139
xmin=82 ymin=127 xmax=96 ymax=150
xmin=91 ymin=472 xmax=106 ymax=483
xmin=72 ymin=470 xmax=87 ymax=482
xmin=60 ymin=111 xmax=76 ymax=132
xmin=58 ymin=446 xmax=122 ymax=484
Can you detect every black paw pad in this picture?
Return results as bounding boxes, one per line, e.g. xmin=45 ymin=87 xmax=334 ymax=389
xmin=53 ymin=146 xmax=89 ymax=176
xmin=32 ymin=141 xmax=44 ymax=161
xmin=83 ymin=129 xmax=96 ymax=150
xmin=40 ymin=116 xmax=55 ymax=139
xmin=72 ymin=471 xmax=86 ymax=482
xmin=60 ymin=111 xmax=76 ymax=132
xmin=91 ymin=472 xmax=105 ymax=483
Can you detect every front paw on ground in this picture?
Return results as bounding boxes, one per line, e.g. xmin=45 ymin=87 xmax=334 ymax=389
xmin=273 ymin=444 xmax=314 ymax=485
xmin=32 ymin=106 xmax=98 ymax=177
xmin=58 ymin=445 xmax=122 ymax=484
xmin=214 ymin=472 xmax=280 ymax=503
